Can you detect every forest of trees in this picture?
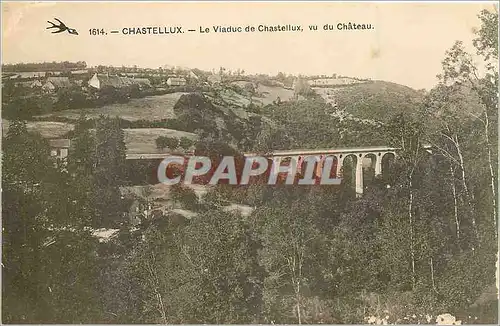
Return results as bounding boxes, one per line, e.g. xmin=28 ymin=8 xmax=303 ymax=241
xmin=2 ymin=9 xmax=498 ymax=325
xmin=2 ymin=61 xmax=87 ymax=72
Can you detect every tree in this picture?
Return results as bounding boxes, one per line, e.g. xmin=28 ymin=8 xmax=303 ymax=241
xmin=118 ymin=206 xmax=265 ymax=323
xmin=155 ymin=136 xmax=167 ymax=150
xmin=407 ymin=12 xmax=499 ymax=319
xmin=472 ymin=9 xmax=498 ymax=61
xmin=2 ymin=121 xmax=103 ymax=323
xmin=67 ymin=114 xmax=97 ymax=226
xmin=179 ymin=136 xmax=194 ymax=150
xmin=423 ymin=83 xmax=483 ymax=250
xmin=93 ymin=115 xmax=127 ymax=227
xmin=293 ymin=77 xmax=312 ymax=98
xmin=180 ymin=209 xmax=265 ymax=323
xmin=170 ymin=184 xmax=199 ymax=210
xmin=244 ymin=82 xmax=257 ymax=105
xmin=165 ymin=137 xmax=179 ymax=151
xmin=437 ymin=9 xmax=498 ymax=230
xmin=252 ymin=187 xmax=330 ymax=324
xmin=276 ymin=72 xmax=286 ymax=82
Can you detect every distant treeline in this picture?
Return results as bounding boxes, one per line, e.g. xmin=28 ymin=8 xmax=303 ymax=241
xmin=2 ymin=61 xmax=87 ymax=72
xmin=2 ymin=81 xmax=214 ymax=120
xmin=310 ymin=81 xmax=373 ymax=88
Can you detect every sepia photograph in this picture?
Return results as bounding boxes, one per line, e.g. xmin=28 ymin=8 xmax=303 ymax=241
xmin=1 ymin=1 xmax=499 ymax=324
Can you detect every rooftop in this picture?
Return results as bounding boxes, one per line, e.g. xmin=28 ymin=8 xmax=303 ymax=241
xmin=48 ymin=139 xmax=71 ymax=148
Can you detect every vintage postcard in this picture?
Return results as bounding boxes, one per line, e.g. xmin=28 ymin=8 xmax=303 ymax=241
xmin=1 ymin=1 xmax=498 ymax=324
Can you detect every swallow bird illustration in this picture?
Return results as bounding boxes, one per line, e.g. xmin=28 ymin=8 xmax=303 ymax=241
xmin=46 ymin=18 xmax=78 ymax=35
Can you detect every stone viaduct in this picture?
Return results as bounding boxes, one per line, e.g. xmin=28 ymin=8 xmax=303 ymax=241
xmin=126 ymin=145 xmax=413 ymax=196
xmin=51 ymin=139 xmax=431 ymax=196
xmin=243 ymin=146 xmax=399 ymax=195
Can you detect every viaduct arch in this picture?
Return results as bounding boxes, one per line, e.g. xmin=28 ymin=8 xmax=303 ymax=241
xmin=243 ymin=146 xmax=398 ymax=196
xmin=122 ymin=145 xmax=432 ymax=196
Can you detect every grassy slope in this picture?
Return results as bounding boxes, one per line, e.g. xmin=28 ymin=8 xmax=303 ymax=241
xmin=254 ymin=84 xmax=295 ymax=105
xmin=124 ymin=128 xmax=197 ymax=154
xmin=21 ymin=80 xmax=424 ymax=153
xmin=1 ymin=121 xmax=197 ymax=155
xmin=226 ymin=82 xmax=295 ymax=106
xmin=2 ymin=120 xmax=74 ymax=138
xmin=316 ymin=81 xmax=424 ymax=122
xmin=43 ymin=93 xmax=186 ymax=121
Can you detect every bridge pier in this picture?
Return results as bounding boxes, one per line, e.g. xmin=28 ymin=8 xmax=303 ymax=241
xmin=355 ymin=155 xmax=364 ymax=197
xmin=374 ymin=154 xmax=382 ymax=176
xmin=336 ymin=155 xmax=342 ymax=177
xmin=315 ymin=155 xmax=325 ymax=177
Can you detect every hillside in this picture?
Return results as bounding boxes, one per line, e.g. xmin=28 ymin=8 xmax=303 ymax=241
xmin=23 ymin=77 xmax=427 ymax=153
xmin=124 ymin=128 xmax=197 ymax=154
xmin=313 ymin=80 xmax=425 ymax=122
xmin=40 ymin=92 xmax=185 ymax=121
xmin=2 ymin=120 xmax=74 ymax=138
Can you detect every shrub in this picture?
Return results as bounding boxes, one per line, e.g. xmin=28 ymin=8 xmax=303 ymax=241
xmin=179 ymin=137 xmax=194 ymax=150
xmin=165 ymin=137 xmax=179 ymax=150
xmin=156 ymin=136 xmax=179 ymax=151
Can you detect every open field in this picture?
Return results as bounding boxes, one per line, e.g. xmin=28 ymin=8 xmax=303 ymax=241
xmin=2 ymin=121 xmax=197 ymax=155
xmin=2 ymin=120 xmax=74 ymax=138
xmin=255 ymin=84 xmax=295 ymax=105
xmin=124 ymin=128 xmax=197 ymax=154
xmin=309 ymin=77 xmax=368 ymax=87
xmin=42 ymin=92 xmax=187 ymax=121
xmin=312 ymin=81 xmax=424 ymax=122
xmin=120 ymin=183 xmax=210 ymax=201
xmin=230 ymin=81 xmax=253 ymax=89
xmin=217 ymin=84 xmax=295 ymax=107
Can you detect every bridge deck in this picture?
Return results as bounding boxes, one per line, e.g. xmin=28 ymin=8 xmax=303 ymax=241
xmin=244 ymin=146 xmax=401 ymax=157
xmin=126 ymin=153 xmax=192 ymax=160
xmin=125 ymin=145 xmax=432 ymax=160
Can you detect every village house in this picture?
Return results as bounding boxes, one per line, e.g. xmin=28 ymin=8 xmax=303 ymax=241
xmin=46 ymin=71 xmax=63 ymax=76
xmin=88 ymin=73 xmax=151 ymax=90
xmin=166 ymin=77 xmax=187 ymax=86
xmin=42 ymin=76 xmax=72 ymax=92
xmin=70 ymin=69 xmax=89 ymax=78
xmin=13 ymin=71 xmax=46 ymax=78
xmin=133 ymin=78 xmax=152 ymax=89
xmin=88 ymin=73 xmax=124 ymax=89
xmin=48 ymin=139 xmax=71 ymax=160
xmin=3 ymin=72 xmax=46 ymax=80
xmin=25 ymin=71 xmax=46 ymax=78
xmin=13 ymin=78 xmax=43 ymax=88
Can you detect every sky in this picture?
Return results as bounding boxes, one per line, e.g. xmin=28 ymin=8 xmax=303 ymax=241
xmin=2 ymin=1 xmax=497 ymax=90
